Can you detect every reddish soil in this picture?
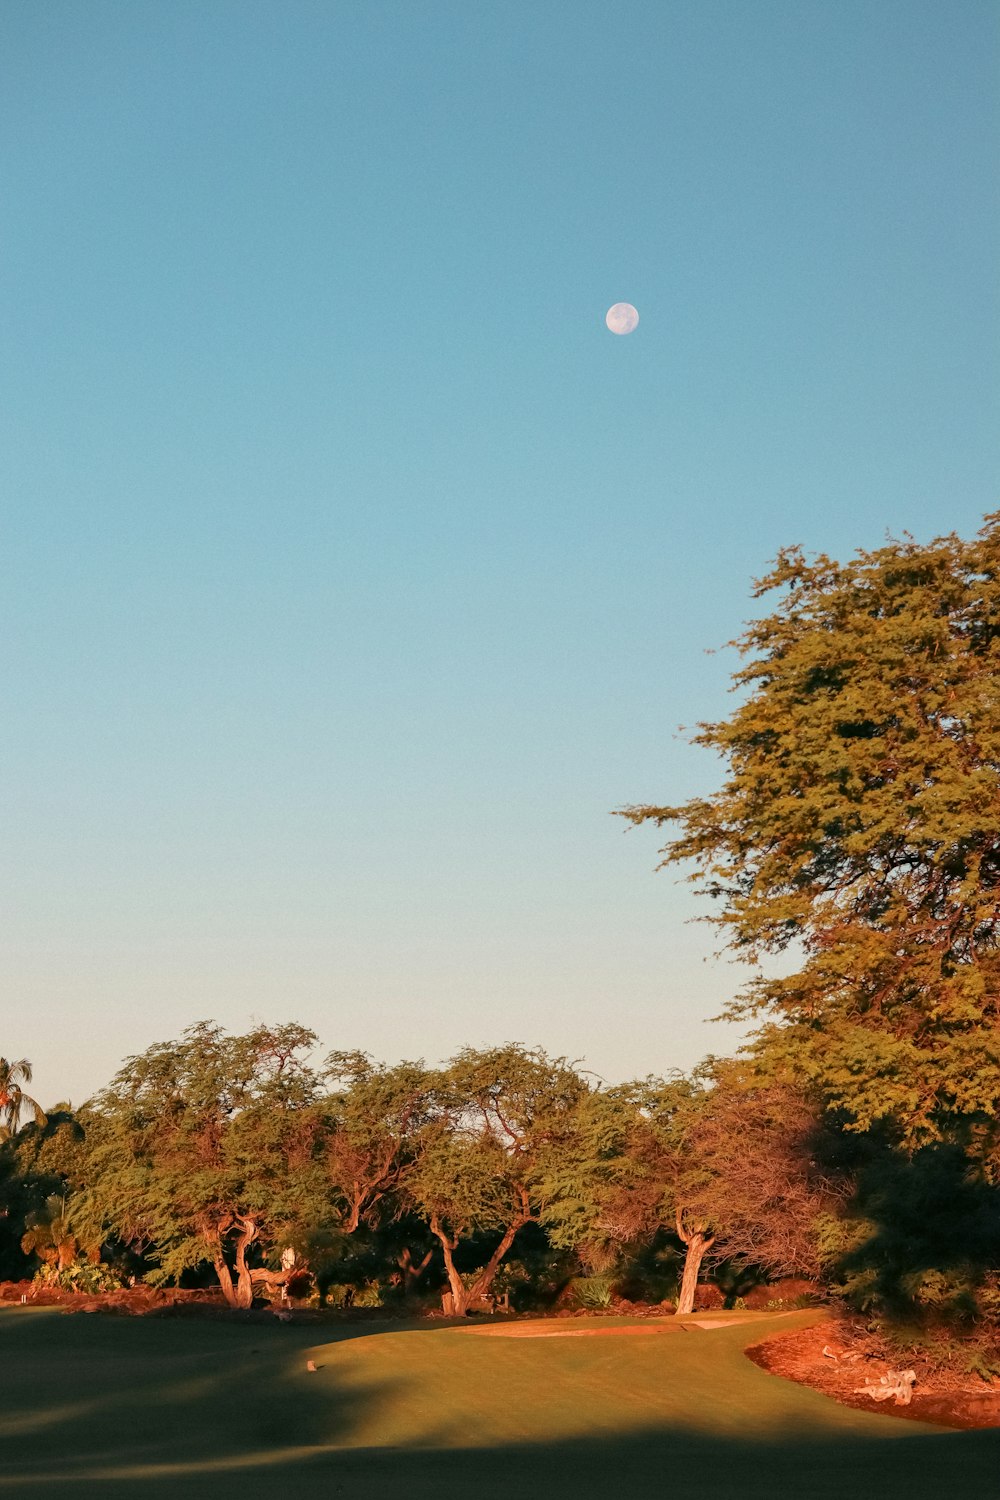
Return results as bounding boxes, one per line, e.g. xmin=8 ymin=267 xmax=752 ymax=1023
xmin=0 ymin=1281 xmax=234 ymax=1316
xmin=746 ymin=1319 xmax=1000 ymax=1431
xmin=0 ymin=1281 xmax=448 ymax=1324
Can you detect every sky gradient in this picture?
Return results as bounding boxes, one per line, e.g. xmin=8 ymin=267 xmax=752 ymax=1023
xmin=3 ymin=0 xmax=998 ymax=1106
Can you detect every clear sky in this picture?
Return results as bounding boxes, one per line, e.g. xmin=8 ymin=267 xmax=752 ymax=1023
xmin=2 ymin=1 xmax=998 ymax=1107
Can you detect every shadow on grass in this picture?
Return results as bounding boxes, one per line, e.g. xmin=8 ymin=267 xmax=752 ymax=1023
xmin=0 ymin=1309 xmax=996 ymax=1500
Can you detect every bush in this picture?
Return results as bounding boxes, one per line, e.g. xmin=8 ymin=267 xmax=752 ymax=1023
xmin=568 ymin=1276 xmax=615 ymax=1310
xmin=34 ymin=1261 xmax=124 ymax=1294
xmin=350 ymin=1281 xmax=384 ymax=1308
xmin=870 ymin=1316 xmax=1000 ymax=1385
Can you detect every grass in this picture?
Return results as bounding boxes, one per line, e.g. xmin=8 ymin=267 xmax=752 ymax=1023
xmin=0 ymin=1307 xmax=996 ymax=1498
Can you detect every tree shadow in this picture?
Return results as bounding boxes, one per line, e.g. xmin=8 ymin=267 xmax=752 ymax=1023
xmin=0 ymin=1308 xmax=358 ymax=1481
xmin=825 ymin=1136 xmax=1000 ymax=1328
xmin=0 ymin=1308 xmax=996 ymax=1500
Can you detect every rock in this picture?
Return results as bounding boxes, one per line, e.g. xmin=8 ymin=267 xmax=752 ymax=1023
xmin=854 ymin=1369 xmax=917 ymax=1405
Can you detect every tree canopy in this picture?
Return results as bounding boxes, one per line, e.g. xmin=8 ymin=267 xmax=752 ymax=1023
xmin=78 ymin=1023 xmax=330 ymax=1305
xmin=406 ymin=1045 xmax=588 ymax=1314
xmin=622 ymin=516 xmax=1000 ymax=1146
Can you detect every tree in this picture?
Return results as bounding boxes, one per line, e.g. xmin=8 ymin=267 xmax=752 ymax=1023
xmin=0 ymin=1059 xmax=45 ymax=1139
xmin=406 ymin=1046 xmax=588 ymax=1315
xmin=21 ymin=1193 xmax=78 ymax=1275
xmin=321 ymin=1053 xmax=432 ymax=1234
xmin=0 ymin=1107 xmax=86 ymax=1279
xmin=621 ymin=517 xmax=1000 ymax=1148
xmin=544 ymin=1065 xmax=846 ymax=1314
xmin=538 ymin=1077 xmax=692 ymax=1295
xmin=79 ymin=1023 xmax=330 ymax=1307
xmin=665 ymin=1066 xmax=843 ymax=1309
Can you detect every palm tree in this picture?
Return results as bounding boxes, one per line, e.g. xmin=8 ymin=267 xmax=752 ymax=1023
xmin=21 ymin=1193 xmax=77 ymax=1273
xmin=0 ymin=1058 xmax=46 ymax=1138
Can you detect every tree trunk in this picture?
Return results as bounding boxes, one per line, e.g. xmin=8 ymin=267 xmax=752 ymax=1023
xmin=397 ymin=1246 xmax=433 ymax=1296
xmin=431 ymin=1213 xmax=527 ymax=1316
xmin=464 ymin=1218 xmax=525 ymax=1309
xmin=675 ymin=1224 xmax=714 ymax=1315
xmin=430 ymin=1216 xmax=468 ymax=1315
xmin=210 ymin=1216 xmax=260 ymax=1308
xmin=213 ymin=1250 xmax=239 ymax=1307
xmin=232 ymin=1216 xmax=258 ymax=1307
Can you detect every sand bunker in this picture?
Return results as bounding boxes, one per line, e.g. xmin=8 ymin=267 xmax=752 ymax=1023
xmin=681 ymin=1317 xmax=761 ymax=1329
xmin=459 ymin=1313 xmax=795 ymax=1338
xmin=459 ymin=1320 xmax=680 ymax=1338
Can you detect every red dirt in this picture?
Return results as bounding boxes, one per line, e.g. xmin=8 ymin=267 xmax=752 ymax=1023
xmin=0 ymin=1282 xmax=234 ymax=1315
xmin=746 ymin=1319 xmax=1000 ymax=1431
xmin=0 ymin=1281 xmax=415 ymax=1323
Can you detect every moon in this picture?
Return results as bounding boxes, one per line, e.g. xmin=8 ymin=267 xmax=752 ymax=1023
xmin=605 ymin=302 xmax=639 ymax=335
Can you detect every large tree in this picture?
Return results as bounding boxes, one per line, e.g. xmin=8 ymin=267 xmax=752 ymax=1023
xmin=79 ymin=1023 xmax=330 ymax=1306
xmin=622 ymin=517 xmax=1000 ymax=1148
xmin=545 ymin=1069 xmax=835 ymax=1313
xmin=661 ymin=1067 xmax=842 ymax=1310
xmin=406 ymin=1045 xmax=588 ymax=1315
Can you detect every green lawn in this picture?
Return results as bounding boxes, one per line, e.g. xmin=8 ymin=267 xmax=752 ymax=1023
xmin=0 ymin=1307 xmax=996 ymax=1498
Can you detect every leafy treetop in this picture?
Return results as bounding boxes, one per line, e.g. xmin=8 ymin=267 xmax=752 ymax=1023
xmin=622 ymin=516 xmax=1000 ymax=1144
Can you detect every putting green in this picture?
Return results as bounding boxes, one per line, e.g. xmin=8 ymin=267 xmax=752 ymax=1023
xmin=0 ymin=1307 xmax=996 ymax=1498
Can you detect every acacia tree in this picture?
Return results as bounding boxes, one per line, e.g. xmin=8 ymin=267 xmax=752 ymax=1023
xmin=544 ymin=1075 xmax=739 ymax=1313
xmin=622 ymin=517 xmax=1000 ymax=1149
xmin=79 ymin=1023 xmax=329 ymax=1307
xmin=538 ymin=1077 xmax=693 ymax=1293
xmin=299 ymin=1053 xmax=436 ymax=1301
xmin=666 ymin=1067 xmax=845 ymax=1309
xmin=406 ymin=1045 xmax=588 ymax=1315
xmin=545 ymin=1069 xmax=841 ymax=1313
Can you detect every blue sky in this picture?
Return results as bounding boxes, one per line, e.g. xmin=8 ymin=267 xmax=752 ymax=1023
xmin=2 ymin=1 xmax=997 ymax=1104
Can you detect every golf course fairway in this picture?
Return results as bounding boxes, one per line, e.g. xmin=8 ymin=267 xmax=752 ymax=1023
xmin=0 ymin=1307 xmax=996 ymax=1498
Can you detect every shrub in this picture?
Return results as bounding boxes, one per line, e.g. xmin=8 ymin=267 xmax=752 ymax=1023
xmin=568 ymin=1276 xmax=615 ymax=1310
xmin=35 ymin=1261 xmax=124 ymax=1294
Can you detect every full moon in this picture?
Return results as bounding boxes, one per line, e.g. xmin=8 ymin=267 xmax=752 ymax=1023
xmin=605 ymin=302 xmax=639 ymax=335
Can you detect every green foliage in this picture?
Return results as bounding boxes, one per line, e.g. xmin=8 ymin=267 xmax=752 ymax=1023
xmin=347 ymin=1281 xmax=384 ymax=1308
xmin=0 ymin=1109 xmax=87 ymax=1279
xmin=622 ymin=516 xmax=1000 ymax=1147
xmin=873 ymin=1316 xmax=1000 ymax=1384
xmin=567 ymin=1275 xmax=615 ymax=1309
xmin=405 ymin=1045 xmax=591 ymax=1311
xmin=406 ymin=1046 xmax=589 ymax=1246
xmin=34 ymin=1260 xmax=124 ymax=1294
xmin=538 ymin=1076 xmax=694 ymax=1257
xmin=78 ymin=1022 xmax=333 ymax=1303
xmin=814 ymin=1133 xmax=1000 ymax=1344
xmin=21 ymin=1193 xmax=78 ymax=1271
xmin=964 ymin=1347 xmax=1000 ymax=1383
xmin=489 ymin=1233 xmax=577 ymax=1311
xmin=321 ymin=1053 xmax=433 ymax=1233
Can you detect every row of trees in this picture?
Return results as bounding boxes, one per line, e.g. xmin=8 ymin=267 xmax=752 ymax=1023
xmin=4 ymin=516 xmax=999 ymax=1351
xmin=0 ymin=1029 xmax=839 ymax=1315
